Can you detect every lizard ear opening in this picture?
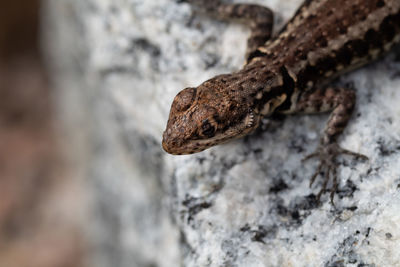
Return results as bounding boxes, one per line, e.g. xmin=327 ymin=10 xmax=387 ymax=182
xmin=172 ymin=87 xmax=197 ymax=112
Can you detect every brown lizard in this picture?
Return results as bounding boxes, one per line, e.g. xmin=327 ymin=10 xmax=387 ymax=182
xmin=162 ymin=0 xmax=400 ymax=202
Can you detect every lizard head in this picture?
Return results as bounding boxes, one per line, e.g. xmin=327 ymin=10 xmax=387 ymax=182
xmin=162 ymin=76 xmax=260 ymax=155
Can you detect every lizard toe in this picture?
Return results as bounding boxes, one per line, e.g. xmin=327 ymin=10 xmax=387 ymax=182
xmin=303 ymin=143 xmax=368 ymax=204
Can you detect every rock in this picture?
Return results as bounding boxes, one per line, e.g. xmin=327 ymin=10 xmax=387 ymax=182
xmin=43 ymin=0 xmax=400 ymax=266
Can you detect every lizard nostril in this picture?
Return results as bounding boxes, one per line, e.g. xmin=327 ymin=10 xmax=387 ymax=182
xmin=162 ymin=140 xmax=171 ymax=153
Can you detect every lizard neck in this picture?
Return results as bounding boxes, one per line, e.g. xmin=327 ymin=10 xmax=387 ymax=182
xmin=235 ymin=61 xmax=297 ymax=116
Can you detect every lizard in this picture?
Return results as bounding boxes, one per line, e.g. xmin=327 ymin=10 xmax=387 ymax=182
xmin=162 ymin=0 xmax=400 ymax=202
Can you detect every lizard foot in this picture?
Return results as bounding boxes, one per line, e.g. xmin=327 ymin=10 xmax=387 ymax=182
xmin=302 ymin=143 xmax=368 ymax=204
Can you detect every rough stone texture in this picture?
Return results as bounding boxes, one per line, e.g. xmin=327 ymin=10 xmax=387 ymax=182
xmin=44 ymin=0 xmax=400 ymax=266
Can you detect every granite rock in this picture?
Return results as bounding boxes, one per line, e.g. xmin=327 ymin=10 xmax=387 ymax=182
xmin=44 ymin=0 xmax=400 ymax=266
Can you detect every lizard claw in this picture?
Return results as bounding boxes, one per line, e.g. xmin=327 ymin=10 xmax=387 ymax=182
xmin=303 ymin=143 xmax=368 ymax=204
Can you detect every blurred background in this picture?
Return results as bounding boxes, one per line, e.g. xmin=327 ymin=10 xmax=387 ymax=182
xmin=0 ymin=1 xmax=86 ymax=266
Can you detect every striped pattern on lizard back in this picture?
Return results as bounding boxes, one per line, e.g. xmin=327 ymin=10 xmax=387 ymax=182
xmin=248 ymin=0 xmax=400 ymax=92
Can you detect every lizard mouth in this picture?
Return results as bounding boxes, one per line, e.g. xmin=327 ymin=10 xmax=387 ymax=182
xmin=162 ymin=111 xmax=259 ymax=155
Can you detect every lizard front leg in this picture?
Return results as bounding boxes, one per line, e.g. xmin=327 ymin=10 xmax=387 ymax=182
xmin=180 ymin=0 xmax=274 ymax=61
xmin=293 ymin=87 xmax=368 ymax=203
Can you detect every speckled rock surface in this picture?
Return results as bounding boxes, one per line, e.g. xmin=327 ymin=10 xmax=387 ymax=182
xmin=44 ymin=0 xmax=400 ymax=266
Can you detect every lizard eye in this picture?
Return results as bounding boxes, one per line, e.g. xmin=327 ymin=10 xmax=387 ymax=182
xmin=201 ymin=119 xmax=215 ymax=138
xmin=173 ymin=87 xmax=197 ymax=112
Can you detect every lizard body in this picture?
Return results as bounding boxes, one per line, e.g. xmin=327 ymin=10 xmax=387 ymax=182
xmin=162 ymin=0 xmax=400 ymax=201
